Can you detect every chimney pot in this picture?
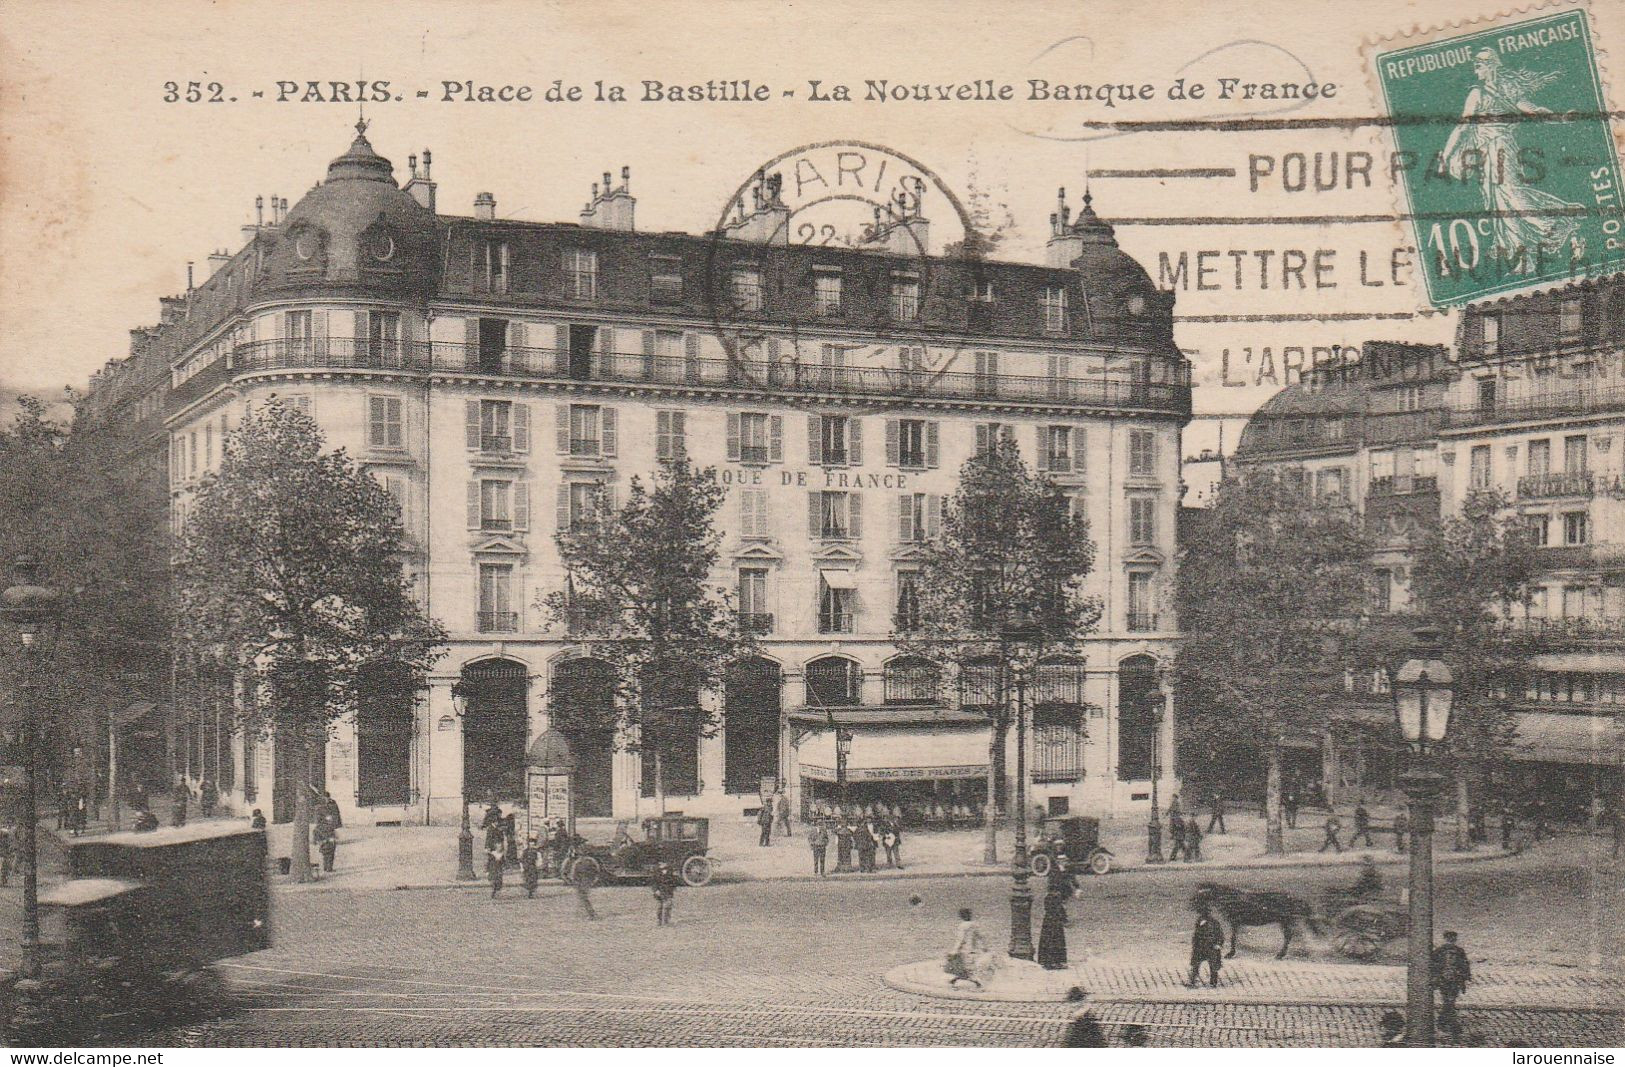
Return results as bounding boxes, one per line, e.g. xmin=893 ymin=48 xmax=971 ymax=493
xmin=422 ymin=149 xmax=432 ymax=178
xmin=474 ymin=191 xmax=496 ymax=221
xmin=621 ymin=165 xmax=630 ymax=189
xmin=409 ymin=153 xmax=418 ymax=175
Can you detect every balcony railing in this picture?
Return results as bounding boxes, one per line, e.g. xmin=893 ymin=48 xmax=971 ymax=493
xmin=1127 ymin=611 xmax=1159 ymax=632
xmin=477 ymin=612 xmax=519 ymax=633
xmin=1448 ymin=386 xmax=1625 ymax=428
xmin=1033 ymin=723 xmax=1085 ymax=783
xmin=738 ymin=612 xmax=774 ymax=635
xmin=1493 ymin=616 xmax=1625 ymax=644
xmin=818 ymin=612 xmax=854 ymax=634
xmin=739 ymin=444 xmax=771 ymax=463
xmin=1518 ymin=471 xmax=1594 ymax=499
xmin=173 ymin=337 xmax=1193 ymax=416
xmin=480 ymin=435 xmax=513 ymax=452
xmin=1369 ymin=474 xmax=1438 ymax=496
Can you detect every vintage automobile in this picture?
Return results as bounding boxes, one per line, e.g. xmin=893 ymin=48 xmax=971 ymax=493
xmin=1027 ymin=815 xmax=1115 ymax=876
xmin=567 ymin=815 xmax=715 ymax=887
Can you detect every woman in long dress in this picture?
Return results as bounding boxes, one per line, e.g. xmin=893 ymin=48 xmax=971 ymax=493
xmin=1440 ymin=49 xmax=1583 ymax=273
xmin=1037 ymin=855 xmax=1076 ymax=969
xmin=946 ymin=907 xmax=996 ymax=989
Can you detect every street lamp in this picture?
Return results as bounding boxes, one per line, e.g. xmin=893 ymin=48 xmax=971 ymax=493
xmin=829 ymin=707 xmax=854 ymax=873
xmin=1 ymin=558 xmax=62 ymax=978
xmin=450 ymin=679 xmax=477 ymax=881
xmin=1391 ymin=624 xmax=1455 ymax=1048
xmin=1146 ymin=675 xmax=1167 ymax=865
xmin=1000 ymin=602 xmax=1042 ymax=962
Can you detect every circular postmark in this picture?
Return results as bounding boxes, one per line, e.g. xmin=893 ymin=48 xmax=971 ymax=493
xmin=703 ymin=141 xmax=993 ymax=411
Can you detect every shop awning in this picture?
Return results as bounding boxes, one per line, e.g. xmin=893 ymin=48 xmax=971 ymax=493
xmin=1512 ymin=712 xmax=1622 ymax=766
xmin=788 ymin=705 xmax=989 ymax=728
xmin=819 ymin=569 xmax=857 ymax=590
xmin=796 ymin=716 xmax=990 ymax=782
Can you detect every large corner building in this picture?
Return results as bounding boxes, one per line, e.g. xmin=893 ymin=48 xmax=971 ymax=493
xmin=82 ymin=125 xmax=1193 ymax=827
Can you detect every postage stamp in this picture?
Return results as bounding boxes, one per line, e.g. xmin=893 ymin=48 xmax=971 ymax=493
xmin=1368 ymin=3 xmax=1625 ymax=306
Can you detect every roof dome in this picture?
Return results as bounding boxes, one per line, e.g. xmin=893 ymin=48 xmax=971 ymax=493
xmin=1064 ymin=191 xmax=1154 ymax=291
xmin=526 ymin=728 xmax=576 ymax=771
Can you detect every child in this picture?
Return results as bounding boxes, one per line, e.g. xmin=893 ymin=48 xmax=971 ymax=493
xmin=521 ymin=834 xmax=542 ymax=898
xmin=652 ymin=862 xmax=679 ymax=926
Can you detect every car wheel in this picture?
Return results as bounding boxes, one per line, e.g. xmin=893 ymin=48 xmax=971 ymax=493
xmin=1088 ymin=850 xmax=1112 ymax=876
xmin=682 ymin=855 xmax=713 ymax=887
xmin=572 ymin=856 xmax=603 ymax=887
xmin=1029 ymin=852 xmax=1052 ymax=877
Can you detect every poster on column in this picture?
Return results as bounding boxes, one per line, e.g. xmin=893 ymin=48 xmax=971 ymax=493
xmin=526 ymin=769 xmax=572 ymax=839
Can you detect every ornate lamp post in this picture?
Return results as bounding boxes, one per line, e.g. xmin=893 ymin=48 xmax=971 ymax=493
xmin=1391 ymin=625 xmax=1454 ymax=1048
xmin=1145 ymin=678 xmax=1166 ymax=864
xmin=1000 ymin=603 xmax=1042 ymax=961
xmin=829 ymin=708 xmax=854 ymax=873
xmin=2 ymin=558 xmax=61 ymax=978
xmin=450 ymin=679 xmax=477 ymax=881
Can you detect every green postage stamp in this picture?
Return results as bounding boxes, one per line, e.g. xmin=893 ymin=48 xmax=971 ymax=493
xmin=1370 ymin=4 xmax=1625 ymax=306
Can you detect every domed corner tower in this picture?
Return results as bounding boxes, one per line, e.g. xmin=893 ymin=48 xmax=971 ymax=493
xmin=1046 ymin=187 xmax=1175 ymax=345
xmin=264 ymin=120 xmax=438 ymax=295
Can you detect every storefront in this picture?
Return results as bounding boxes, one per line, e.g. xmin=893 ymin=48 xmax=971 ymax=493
xmin=789 ymin=707 xmax=991 ymax=823
xmin=1509 ymin=710 xmax=1621 ymax=818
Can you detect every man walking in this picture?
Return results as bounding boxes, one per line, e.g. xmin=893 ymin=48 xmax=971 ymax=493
xmin=1206 ymin=788 xmax=1227 ymax=834
xmin=652 ymin=862 xmax=679 ymax=926
xmin=757 ymin=801 xmax=774 ymax=847
xmin=170 ymin=775 xmax=190 ymax=828
xmin=1283 ymin=786 xmax=1299 ymax=829
xmin=1352 ymin=800 xmax=1374 ymax=848
xmin=1393 ymin=809 xmax=1409 ymax=854
xmin=1187 ymin=901 xmax=1224 ymax=987
xmin=774 ymin=789 xmax=792 ymax=838
xmin=521 ymin=834 xmax=542 ymax=898
xmin=1167 ymin=806 xmax=1186 ymax=862
xmin=1431 ymin=930 xmax=1472 ymax=1041
xmin=1184 ymin=816 xmax=1203 ymax=862
xmin=808 ymin=819 xmax=828 ymax=876
xmin=882 ymin=817 xmax=903 ymax=869
xmin=1319 ymin=811 xmax=1343 ymax=853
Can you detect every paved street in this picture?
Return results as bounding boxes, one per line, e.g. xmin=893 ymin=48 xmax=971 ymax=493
xmin=133 ymin=839 xmax=1620 ymax=1047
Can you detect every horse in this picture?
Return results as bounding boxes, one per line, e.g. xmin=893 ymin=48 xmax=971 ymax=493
xmin=1192 ymin=882 xmax=1321 ymax=960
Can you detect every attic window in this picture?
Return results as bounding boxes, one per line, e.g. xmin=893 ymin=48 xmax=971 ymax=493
xmin=650 ymin=255 xmax=683 ymax=305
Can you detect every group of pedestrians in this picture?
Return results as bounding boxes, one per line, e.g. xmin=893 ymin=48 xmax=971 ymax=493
xmin=1165 ymin=797 xmax=1207 ymax=862
xmin=806 ymin=814 xmax=903 ymax=875
xmin=756 ymin=789 xmax=792 ymax=845
xmin=312 ymin=791 xmax=342 ymax=872
xmin=482 ymin=803 xmax=580 ymax=898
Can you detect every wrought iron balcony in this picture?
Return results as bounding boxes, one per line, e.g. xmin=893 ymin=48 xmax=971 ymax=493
xmin=1518 ymin=471 xmax=1594 ymax=499
xmin=480 ymin=435 xmax=513 ymax=453
xmin=1369 ymin=474 xmax=1438 ymax=496
xmin=1449 ymin=386 xmax=1625 ymax=428
xmin=1127 ymin=611 xmax=1159 ymax=632
xmin=172 ymin=337 xmax=1193 ymax=417
xmin=818 ymin=612 xmax=854 ymax=634
xmin=738 ymin=612 xmax=774 ymax=635
xmin=1493 ymin=616 xmax=1625 ymax=645
xmin=477 ymin=611 xmax=519 ymax=633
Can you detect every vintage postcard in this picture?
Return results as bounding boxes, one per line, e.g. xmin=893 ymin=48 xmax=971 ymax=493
xmin=0 ymin=0 xmax=1619 ymax=1055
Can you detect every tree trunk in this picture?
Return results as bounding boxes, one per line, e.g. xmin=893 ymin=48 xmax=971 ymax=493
xmin=654 ymin=747 xmax=666 ymax=816
xmin=1454 ymin=762 xmax=1472 ymax=851
xmin=290 ymin=729 xmax=313 ymax=883
xmin=1265 ymin=742 xmax=1284 ymax=855
xmin=983 ymin=716 xmax=1006 ymax=864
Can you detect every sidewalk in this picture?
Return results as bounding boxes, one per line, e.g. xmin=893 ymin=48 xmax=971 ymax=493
xmin=883 ymin=951 xmax=1625 ymax=1011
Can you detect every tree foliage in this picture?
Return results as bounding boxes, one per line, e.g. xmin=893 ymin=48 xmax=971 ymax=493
xmin=1176 ymin=472 xmax=1372 ymax=851
xmin=175 ymin=399 xmax=444 ymax=878
xmin=541 ymin=456 xmax=754 ymax=807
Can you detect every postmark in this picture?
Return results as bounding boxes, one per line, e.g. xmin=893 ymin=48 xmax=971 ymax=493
xmin=702 ymin=140 xmax=989 ymax=406
xmin=1367 ymin=3 xmax=1625 ymax=307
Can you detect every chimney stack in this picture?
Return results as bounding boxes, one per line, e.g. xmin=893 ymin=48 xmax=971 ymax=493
xmin=405 ymin=147 xmax=437 ymax=211
xmin=474 ymin=191 xmax=496 ymax=221
xmin=578 ymin=164 xmax=636 ymax=231
xmin=186 ymin=261 xmax=195 ymax=292
xmin=208 ymin=248 xmax=231 ymax=277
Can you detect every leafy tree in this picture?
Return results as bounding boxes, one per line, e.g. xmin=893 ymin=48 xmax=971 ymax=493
xmin=1176 ymin=473 xmax=1371 ymax=854
xmin=175 ymin=399 xmax=445 ymax=881
xmin=542 ymin=456 xmax=754 ymax=811
xmin=899 ymin=435 xmax=1100 ymax=863
xmin=1408 ymin=489 xmax=1538 ymax=849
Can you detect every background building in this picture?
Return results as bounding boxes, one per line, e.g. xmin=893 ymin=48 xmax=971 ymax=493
xmin=87 ymin=124 xmax=1193 ymax=826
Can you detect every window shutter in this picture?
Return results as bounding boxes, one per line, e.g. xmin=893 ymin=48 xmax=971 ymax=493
xmin=596 ymin=325 xmax=612 ymax=375
xmin=897 ymin=494 xmax=914 ymax=542
xmin=642 ymin=330 xmax=656 ymax=356
xmin=555 ymin=404 xmax=570 ymax=454
xmin=313 ymin=311 xmax=329 ymax=356
xmin=465 ymin=401 xmax=480 ymax=450
xmin=1035 ymin=427 xmax=1049 ymax=471
xmin=353 ymin=311 xmax=368 ymax=353
xmin=684 ymin=333 xmax=701 ymax=382
xmin=886 ymin=420 xmax=900 ymax=466
xmin=513 ymin=403 xmax=531 ymax=453
xmin=808 ymin=492 xmax=822 ymax=539
xmin=926 ymin=421 xmax=940 ymax=468
xmin=808 ymin=416 xmax=823 ymax=464
xmin=656 ymin=411 xmax=671 ymax=461
xmin=976 ymin=424 xmax=989 ymax=455
xmin=602 ymin=407 xmax=618 ymax=457
xmin=275 ymin=312 xmax=287 ymax=342
xmin=508 ymin=320 xmax=525 ymax=355
xmin=849 ymin=418 xmax=863 ymax=465
xmin=464 ymin=316 xmax=480 ymax=356
xmin=850 ymin=493 xmax=863 ymax=538
xmin=513 ymin=483 xmax=530 ymax=531
xmin=739 ymin=490 xmax=752 ymax=537
xmin=554 ymin=324 xmax=570 ymax=362
xmin=555 ymin=484 xmax=571 ymax=532
xmin=1151 ymin=432 xmax=1161 ymax=474
xmin=1074 ymin=427 xmax=1087 ymax=475
xmin=672 ymin=411 xmax=686 ymax=457
xmin=726 ymin=413 xmax=741 ymax=461
xmin=927 ymin=494 xmax=943 ymax=538
xmin=467 ymin=481 xmax=481 ymax=530
xmin=769 ymin=415 xmax=783 ymax=461
xmin=768 ymin=337 xmax=781 ymax=364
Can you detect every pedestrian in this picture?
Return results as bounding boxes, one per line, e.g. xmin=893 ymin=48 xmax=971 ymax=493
xmin=1060 ymin=988 xmax=1106 ymax=1047
xmin=1037 ymin=856 xmax=1075 ymax=969
xmin=882 ymin=817 xmax=903 ymax=869
xmin=1352 ymin=800 xmax=1374 ymax=848
xmin=71 ymin=790 xmax=88 ymax=836
xmin=521 ymin=834 xmax=541 ymax=898
xmin=1283 ymin=786 xmax=1299 ymax=829
xmin=1167 ymin=806 xmax=1186 ymax=861
xmin=250 ymin=808 xmax=267 ymax=830
xmin=1431 ymin=930 xmax=1472 ymax=1041
xmin=774 ymin=788 xmax=791 ymax=837
xmin=1206 ymin=787 xmax=1227 ymax=834
xmin=1184 ymin=814 xmax=1203 ymax=862
xmin=318 ymin=828 xmax=338 ymax=873
xmin=132 ymin=809 xmax=159 ymax=832
xmin=503 ymin=812 xmax=519 ymax=867
xmin=652 ymin=861 xmax=679 ymax=926
xmin=808 ymin=819 xmax=828 ymax=877
xmin=1379 ymin=1010 xmax=1407 ymax=1046
xmin=1319 ymin=811 xmax=1343 ymax=853
xmin=170 ymin=775 xmax=190 ymax=828
xmin=0 ymin=824 xmax=12 ymax=887
xmin=757 ymin=800 xmax=774 ymax=847
xmin=945 ymin=907 xmax=995 ymax=990
xmin=486 ymin=841 xmax=505 ymax=897
xmin=1353 ymin=855 xmax=1383 ymax=897
xmin=131 ymin=781 xmax=149 ymax=814
xmin=200 ymin=778 xmax=218 ymax=818
xmin=833 ymin=818 xmax=854 ymax=873
xmin=482 ymin=801 xmax=504 ymax=838
xmin=1187 ymin=900 xmax=1224 ymax=987
xmin=856 ymin=818 xmax=879 ymax=873
xmin=1120 ymin=1025 xmax=1149 ymax=1047
xmin=1393 ymin=809 xmax=1409 ymax=854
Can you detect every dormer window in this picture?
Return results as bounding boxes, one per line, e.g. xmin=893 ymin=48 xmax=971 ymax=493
xmin=1041 ymin=287 xmax=1068 ymax=334
xmin=475 ymin=241 xmax=510 ymax=294
xmin=565 ymin=248 xmax=597 ymax=300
